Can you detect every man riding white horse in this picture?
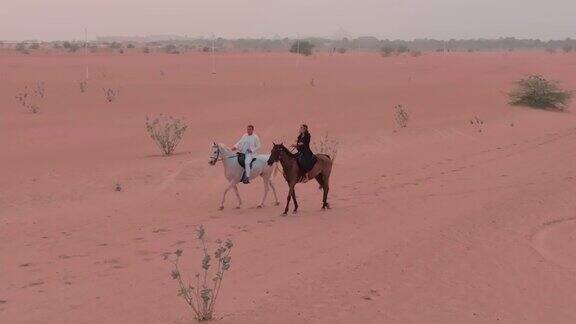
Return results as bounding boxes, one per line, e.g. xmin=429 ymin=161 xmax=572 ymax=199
xmin=231 ymin=124 xmax=260 ymax=184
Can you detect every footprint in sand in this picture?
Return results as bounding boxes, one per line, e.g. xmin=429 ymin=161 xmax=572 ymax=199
xmin=532 ymin=217 xmax=576 ymax=269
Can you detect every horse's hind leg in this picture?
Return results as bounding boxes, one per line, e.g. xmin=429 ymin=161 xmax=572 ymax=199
xmin=269 ymin=180 xmax=280 ymax=206
xmin=233 ymin=184 xmax=242 ymax=209
xmin=321 ymin=175 xmax=330 ymax=209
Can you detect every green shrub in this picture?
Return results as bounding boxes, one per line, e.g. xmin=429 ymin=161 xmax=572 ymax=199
xmin=380 ymin=46 xmax=394 ymax=57
xmin=509 ymin=74 xmax=572 ymax=111
xmin=290 ymin=40 xmax=313 ymax=56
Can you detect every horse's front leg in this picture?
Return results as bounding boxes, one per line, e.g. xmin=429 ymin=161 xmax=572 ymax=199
xmin=233 ymin=184 xmax=242 ymax=209
xmin=291 ymin=186 xmax=298 ymax=214
xmin=283 ymin=186 xmax=292 ymax=215
xmin=220 ymin=181 xmax=236 ymax=210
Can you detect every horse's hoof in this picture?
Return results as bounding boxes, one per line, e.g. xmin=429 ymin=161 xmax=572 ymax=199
xmin=235 ymin=206 xmax=241 ymax=209
xmin=218 ymin=206 xmax=224 ymax=211
xmin=274 ymin=202 xmax=280 ymax=206
xmin=257 ymin=205 xmax=263 ymax=209
xmin=292 ymin=210 xmax=298 ymax=214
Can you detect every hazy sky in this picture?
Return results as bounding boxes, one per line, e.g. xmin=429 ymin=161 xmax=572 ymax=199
xmin=1 ymin=0 xmax=575 ymax=41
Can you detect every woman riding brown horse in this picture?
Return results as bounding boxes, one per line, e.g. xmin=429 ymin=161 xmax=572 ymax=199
xmin=267 ymin=139 xmax=333 ymax=214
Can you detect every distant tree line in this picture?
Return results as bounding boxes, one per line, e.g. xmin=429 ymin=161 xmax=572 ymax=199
xmin=6 ymin=37 xmax=576 ymax=54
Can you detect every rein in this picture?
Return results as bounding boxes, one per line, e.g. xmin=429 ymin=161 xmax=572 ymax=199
xmin=212 ymin=145 xmax=238 ymax=163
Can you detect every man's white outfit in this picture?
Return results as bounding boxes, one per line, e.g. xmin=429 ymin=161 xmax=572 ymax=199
xmin=234 ymin=133 xmax=261 ymax=181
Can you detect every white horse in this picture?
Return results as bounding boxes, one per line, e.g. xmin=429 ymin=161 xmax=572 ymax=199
xmin=209 ymin=143 xmax=280 ymax=210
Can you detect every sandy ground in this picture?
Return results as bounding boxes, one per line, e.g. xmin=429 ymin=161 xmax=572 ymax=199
xmin=1 ymin=51 xmax=576 ymax=323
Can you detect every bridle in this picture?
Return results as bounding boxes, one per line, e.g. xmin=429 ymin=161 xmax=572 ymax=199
xmin=210 ymin=144 xmax=238 ymax=164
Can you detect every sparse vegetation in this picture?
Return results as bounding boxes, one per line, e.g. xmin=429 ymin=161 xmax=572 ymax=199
xmin=396 ymin=45 xmax=409 ymax=54
xmin=380 ymin=46 xmax=394 ymax=57
xmin=166 ymin=225 xmax=233 ymax=322
xmin=313 ymin=133 xmax=339 ymax=162
xmin=145 ymin=114 xmax=188 ymax=156
xmin=470 ymin=116 xmax=484 ymax=132
xmin=290 ymin=40 xmax=314 ymax=56
xmin=109 ymin=42 xmax=122 ymax=49
xmin=394 ymin=104 xmax=409 ymax=128
xmin=103 ymin=88 xmax=119 ymax=102
xmin=15 ymin=43 xmax=29 ymax=54
xmin=508 ymin=74 xmax=572 ymax=111
xmin=165 ymin=44 xmax=180 ymax=54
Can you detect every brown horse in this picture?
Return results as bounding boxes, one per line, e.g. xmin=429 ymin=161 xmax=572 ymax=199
xmin=267 ymin=143 xmax=333 ymax=214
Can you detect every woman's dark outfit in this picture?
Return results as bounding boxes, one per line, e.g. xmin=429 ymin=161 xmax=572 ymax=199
xmin=296 ymin=131 xmax=317 ymax=173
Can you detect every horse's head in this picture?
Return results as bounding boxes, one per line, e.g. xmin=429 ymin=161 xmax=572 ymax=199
xmin=208 ymin=142 xmax=220 ymax=165
xmin=267 ymin=142 xmax=286 ymax=165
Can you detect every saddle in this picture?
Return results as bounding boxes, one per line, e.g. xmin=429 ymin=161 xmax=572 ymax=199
xmin=237 ymin=153 xmax=257 ymax=169
xmin=237 ymin=153 xmax=257 ymax=184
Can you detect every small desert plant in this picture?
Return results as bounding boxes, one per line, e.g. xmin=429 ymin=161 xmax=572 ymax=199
xmin=103 ymin=88 xmax=119 ymax=102
xmin=394 ymin=104 xmax=409 ymax=128
xmin=290 ymin=40 xmax=314 ymax=56
xmin=79 ymin=80 xmax=88 ymax=93
xmin=313 ymin=133 xmax=339 ymax=162
xmin=33 ymin=82 xmax=46 ymax=99
xmin=145 ymin=114 xmax=188 ymax=155
xmin=508 ymin=74 xmax=572 ymax=111
xmin=114 ymin=182 xmax=122 ymax=192
xmin=15 ymin=85 xmax=43 ymax=114
xmin=470 ymin=116 xmax=484 ymax=132
xmin=166 ymin=225 xmax=233 ymax=322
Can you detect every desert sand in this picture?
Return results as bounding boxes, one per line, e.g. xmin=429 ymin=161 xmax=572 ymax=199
xmin=1 ymin=51 xmax=576 ymax=323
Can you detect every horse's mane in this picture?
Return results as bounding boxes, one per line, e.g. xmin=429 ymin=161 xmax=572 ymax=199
xmin=278 ymin=144 xmax=297 ymax=158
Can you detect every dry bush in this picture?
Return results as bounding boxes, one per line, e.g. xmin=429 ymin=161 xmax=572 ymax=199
xmin=394 ymin=104 xmax=409 ymax=128
xmin=145 ymin=114 xmax=188 ymax=156
xmin=509 ymin=74 xmax=572 ymax=111
xmin=15 ymin=83 xmax=44 ymax=114
xmin=166 ymin=226 xmax=233 ymax=322
xmin=79 ymin=80 xmax=88 ymax=93
xmin=103 ymin=87 xmax=119 ymax=102
xmin=313 ymin=133 xmax=339 ymax=162
xmin=470 ymin=116 xmax=484 ymax=132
